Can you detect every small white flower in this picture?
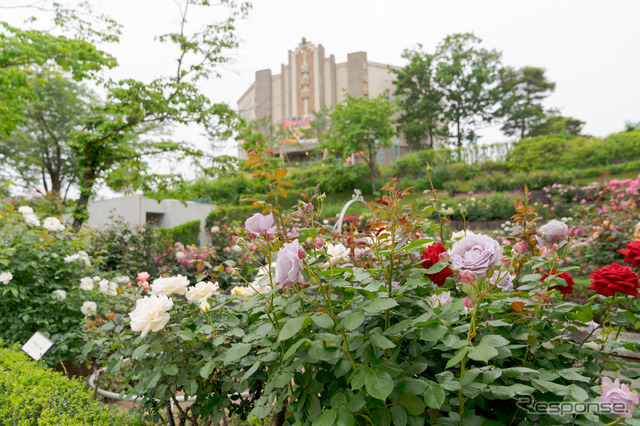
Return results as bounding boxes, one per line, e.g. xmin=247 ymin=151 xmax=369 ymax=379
xmin=129 ymin=295 xmax=173 ymax=337
xmin=150 ymin=275 xmax=189 ymax=296
xmin=428 ymin=291 xmax=453 ymax=308
xmin=52 ymin=289 xmax=67 ymax=301
xmin=231 ymin=245 xmax=242 ymax=253
xmin=115 ymin=276 xmax=130 ymax=284
xmin=43 ymin=217 xmax=65 ymax=232
xmin=65 ymin=251 xmax=91 ymax=267
xmin=210 ymin=225 xmax=220 ymax=233
xmin=186 ymin=281 xmax=219 ymax=308
xmin=247 ymin=263 xmax=275 ymax=295
xmin=451 ymin=229 xmax=477 ymax=241
xmin=18 ymin=206 xmax=34 ymax=215
xmin=23 ymin=214 xmax=40 ymax=227
xmin=0 ymin=272 xmax=13 ymax=285
xmin=93 ymin=275 xmax=101 ymax=282
xmin=231 ymin=286 xmax=250 ymax=297
xmin=79 ymin=277 xmax=94 ymax=291
xmin=322 ymin=219 xmax=329 ymax=225
xmin=99 ymin=279 xmax=118 ymax=297
xmin=176 ymin=251 xmax=186 ymax=260
xmin=321 ymin=243 xmax=350 ymax=269
xmin=81 ymin=301 xmax=97 ymax=316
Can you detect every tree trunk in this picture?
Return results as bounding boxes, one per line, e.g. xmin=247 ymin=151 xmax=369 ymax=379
xmin=456 ymin=118 xmax=462 ymax=161
xmin=72 ymin=170 xmax=96 ymax=231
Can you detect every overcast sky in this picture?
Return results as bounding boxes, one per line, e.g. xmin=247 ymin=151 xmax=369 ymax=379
xmin=6 ymin=0 xmax=640 ymax=153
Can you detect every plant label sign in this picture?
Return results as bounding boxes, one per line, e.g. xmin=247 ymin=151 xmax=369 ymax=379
xmin=22 ymin=332 xmax=54 ymax=360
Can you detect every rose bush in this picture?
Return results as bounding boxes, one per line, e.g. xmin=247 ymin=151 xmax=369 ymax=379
xmin=104 ymin=149 xmax=640 ymax=425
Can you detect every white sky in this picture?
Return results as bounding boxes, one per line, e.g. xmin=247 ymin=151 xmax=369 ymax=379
xmin=4 ymin=0 xmax=640 ymax=162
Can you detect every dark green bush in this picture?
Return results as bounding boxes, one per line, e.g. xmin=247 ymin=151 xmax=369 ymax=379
xmin=0 ymin=346 xmax=138 ymax=425
xmin=434 ymin=192 xmax=519 ymax=221
xmin=205 ymin=205 xmax=257 ymax=228
xmin=391 ymin=149 xmax=451 ymax=177
xmin=162 ymin=220 xmax=200 ymax=246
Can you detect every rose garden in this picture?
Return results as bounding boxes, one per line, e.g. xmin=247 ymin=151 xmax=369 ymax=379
xmin=3 ymin=1 xmax=640 ymax=425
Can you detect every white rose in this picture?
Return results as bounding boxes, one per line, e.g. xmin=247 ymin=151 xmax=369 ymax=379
xmin=81 ymin=301 xmax=97 ymax=316
xmin=99 ymin=279 xmax=118 ymax=297
xmin=115 ymin=276 xmax=130 ymax=284
xmin=210 ymin=225 xmax=220 ymax=233
xmin=18 ymin=206 xmax=34 ymax=215
xmin=129 ymin=294 xmax=173 ymax=337
xmin=93 ymin=276 xmax=101 ymax=282
xmin=231 ymin=286 xmax=250 ymax=297
xmin=23 ymin=213 xmax=41 ymax=227
xmin=321 ymin=243 xmax=350 ymax=269
xmin=79 ymin=277 xmax=94 ymax=291
xmin=186 ymin=281 xmax=219 ymax=310
xmin=248 ymin=263 xmax=275 ymax=295
xmin=231 ymin=245 xmax=242 ymax=253
xmin=52 ymin=289 xmax=67 ymax=301
xmin=175 ymin=251 xmax=186 ymax=260
xmin=150 ymin=275 xmax=189 ymax=296
xmin=428 ymin=291 xmax=453 ymax=309
xmin=0 ymin=272 xmax=13 ymax=285
xmin=43 ymin=217 xmax=65 ymax=232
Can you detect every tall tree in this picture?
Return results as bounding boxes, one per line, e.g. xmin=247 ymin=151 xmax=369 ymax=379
xmin=498 ymin=66 xmax=556 ymax=139
xmin=528 ymin=111 xmax=585 ymax=137
xmin=391 ymin=46 xmax=446 ymax=150
xmin=433 ymin=33 xmax=502 ymax=156
xmin=329 ymin=94 xmax=396 ymax=194
xmin=0 ymin=3 xmax=118 ymax=137
xmin=301 ymin=105 xmax=334 ymax=160
xmin=0 ymin=74 xmax=94 ymax=198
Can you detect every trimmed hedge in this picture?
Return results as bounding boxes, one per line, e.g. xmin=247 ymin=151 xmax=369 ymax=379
xmin=470 ymin=169 xmax=576 ymax=192
xmin=0 ymin=346 xmax=137 ymax=425
xmin=162 ymin=219 xmax=201 ymax=246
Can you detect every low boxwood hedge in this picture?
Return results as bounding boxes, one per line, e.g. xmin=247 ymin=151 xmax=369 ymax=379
xmin=0 ymin=345 xmax=138 ymax=425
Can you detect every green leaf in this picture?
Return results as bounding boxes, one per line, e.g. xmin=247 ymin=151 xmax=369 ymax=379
xmin=370 ymin=333 xmax=396 ymax=349
xmin=478 ymin=334 xmax=509 ymax=347
xmin=531 ymin=379 xmax=569 ymax=396
xmin=341 ymin=310 xmax=365 ymax=331
xmin=445 ymin=347 xmax=469 ymax=369
xmin=363 ymin=298 xmax=398 ymax=314
xmin=467 ymin=344 xmax=499 ymax=363
xmin=424 ymin=384 xmax=445 ymax=409
xmin=184 ymin=379 xmax=198 ymax=396
xmin=313 ymin=408 xmax=337 ymax=426
xmin=284 ymin=338 xmax=310 ymax=360
xmin=400 ymin=393 xmax=427 ymax=416
xmin=164 ymin=364 xmax=179 ymax=376
xmin=390 ymin=405 xmax=407 ymax=426
xmin=501 ymin=367 xmax=540 ymax=378
xmin=240 ymin=361 xmax=260 ymax=384
xmin=424 ymin=261 xmax=447 ymax=274
xmin=200 ymin=361 xmax=214 ymax=379
xmin=400 ymin=238 xmax=433 ymax=253
xmin=420 ymin=324 xmax=447 ymax=342
xmin=491 ymin=384 xmax=535 ymax=399
xmin=335 ymin=358 xmax=352 ymax=377
xmin=131 ymin=343 xmax=150 ymax=359
xmin=278 ymin=316 xmax=308 ymax=341
xmin=364 ymin=368 xmax=394 ymax=400
xmin=312 ymin=313 xmax=334 ymax=329
xmin=224 ymin=343 xmax=251 ymax=364
xmin=558 ymin=370 xmax=590 ymax=383
xmin=146 ymin=370 xmax=162 ymax=389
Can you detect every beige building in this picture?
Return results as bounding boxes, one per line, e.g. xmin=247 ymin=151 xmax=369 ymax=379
xmin=237 ymin=38 xmax=444 ymax=165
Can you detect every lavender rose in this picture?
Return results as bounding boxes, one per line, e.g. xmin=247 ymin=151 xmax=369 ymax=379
xmin=450 ymin=235 xmax=503 ymax=277
xmin=600 ymin=377 xmax=639 ymax=418
xmin=536 ymin=220 xmax=568 ymax=247
xmin=245 ymin=213 xmax=275 ymax=236
xmin=275 ymin=240 xmax=305 ymax=287
xmin=490 ymin=272 xmax=515 ymax=292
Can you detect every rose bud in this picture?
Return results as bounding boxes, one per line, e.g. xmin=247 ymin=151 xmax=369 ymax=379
xmin=513 ymin=241 xmax=527 ymax=255
xmin=464 ymin=296 xmax=475 ymax=308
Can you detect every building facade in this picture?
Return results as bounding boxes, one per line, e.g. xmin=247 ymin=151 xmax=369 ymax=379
xmin=237 ymin=38 xmax=446 ymax=165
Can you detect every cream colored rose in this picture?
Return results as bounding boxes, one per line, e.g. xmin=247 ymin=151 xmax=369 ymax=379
xmin=150 ymin=275 xmax=189 ymax=296
xmin=99 ymin=279 xmax=118 ymax=297
xmin=43 ymin=217 xmax=65 ymax=232
xmin=0 ymin=272 xmax=13 ymax=285
xmin=129 ymin=294 xmax=173 ymax=338
xmin=321 ymin=243 xmax=350 ymax=269
xmin=186 ymin=281 xmax=219 ymax=308
xmin=231 ymin=286 xmax=250 ymax=297
xmin=247 ymin=263 xmax=275 ymax=295
xmin=79 ymin=277 xmax=94 ymax=291
xmin=81 ymin=301 xmax=97 ymax=316
xmin=53 ymin=289 xmax=67 ymax=301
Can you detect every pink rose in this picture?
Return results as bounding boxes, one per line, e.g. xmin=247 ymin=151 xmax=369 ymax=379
xmin=513 ymin=241 xmax=527 ymax=254
xmin=137 ymin=272 xmax=151 ymax=282
xmin=464 ymin=296 xmax=475 ymax=308
xmin=275 ymin=240 xmax=305 ymax=287
xmin=600 ymin=377 xmax=639 ymax=418
xmin=245 ymin=213 xmax=275 ymax=236
xmin=536 ymin=220 xmax=568 ymax=247
xmin=450 ymin=235 xmax=503 ymax=277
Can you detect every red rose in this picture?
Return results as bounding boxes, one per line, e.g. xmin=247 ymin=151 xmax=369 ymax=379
xmin=618 ymin=241 xmax=640 ymax=269
xmin=587 ymin=263 xmax=640 ymax=297
xmin=541 ymin=269 xmax=575 ymax=298
xmin=421 ymin=243 xmax=452 ymax=287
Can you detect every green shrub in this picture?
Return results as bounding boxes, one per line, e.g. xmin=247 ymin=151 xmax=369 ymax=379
xmin=162 ymin=220 xmax=200 ymax=246
xmin=0 ymin=346 xmax=138 ymax=425
xmin=433 ymin=192 xmax=519 ymax=221
xmin=470 ymin=170 xmax=575 ymax=192
xmin=205 ymin=205 xmax=257 ymax=228
xmin=391 ymin=149 xmax=451 ymax=178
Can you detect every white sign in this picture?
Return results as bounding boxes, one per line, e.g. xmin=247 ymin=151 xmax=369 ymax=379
xmin=22 ymin=332 xmax=54 ymax=360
